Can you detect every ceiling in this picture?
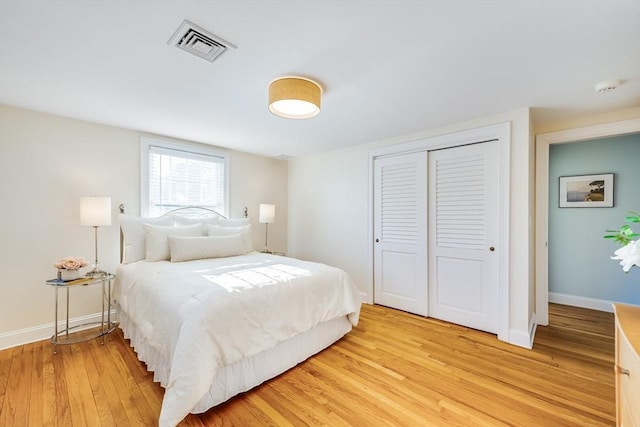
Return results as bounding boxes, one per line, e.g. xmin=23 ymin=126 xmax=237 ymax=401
xmin=1 ymin=1 xmax=639 ymax=158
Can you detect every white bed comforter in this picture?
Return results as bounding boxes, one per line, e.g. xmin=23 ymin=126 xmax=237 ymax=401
xmin=116 ymin=252 xmax=361 ymax=427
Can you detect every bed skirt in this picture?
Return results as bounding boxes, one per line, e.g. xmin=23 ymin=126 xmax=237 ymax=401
xmin=116 ymin=303 xmax=353 ymax=414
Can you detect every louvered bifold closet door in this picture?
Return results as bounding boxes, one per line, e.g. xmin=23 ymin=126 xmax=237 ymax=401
xmin=373 ymin=151 xmax=428 ymax=316
xmin=427 ymin=141 xmax=499 ymax=334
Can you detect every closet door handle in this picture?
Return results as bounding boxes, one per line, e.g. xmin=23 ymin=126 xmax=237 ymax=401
xmin=489 ymin=246 xmax=495 ymax=252
xmin=375 ymin=239 xmax=380 ymax=243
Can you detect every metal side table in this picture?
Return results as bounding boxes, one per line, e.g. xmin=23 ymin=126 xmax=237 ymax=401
xmin=45 ymin=273 xmax=116 ymax=354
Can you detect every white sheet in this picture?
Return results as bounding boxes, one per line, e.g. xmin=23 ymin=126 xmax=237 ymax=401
xmin=116 ymin=252 xmax=361 ymax=427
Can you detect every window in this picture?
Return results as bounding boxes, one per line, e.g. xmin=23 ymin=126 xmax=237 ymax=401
xmin=141 ymin=137 xmax=228 ymax=217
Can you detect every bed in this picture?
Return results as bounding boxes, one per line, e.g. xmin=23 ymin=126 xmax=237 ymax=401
xmin=115 ymin=207 xmax=361 ymax=427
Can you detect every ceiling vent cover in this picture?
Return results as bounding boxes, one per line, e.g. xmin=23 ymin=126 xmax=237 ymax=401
xmin=168 ymin=20 xmax=236 ymax=63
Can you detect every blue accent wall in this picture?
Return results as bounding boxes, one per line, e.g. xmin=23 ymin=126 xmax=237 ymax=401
xmin=549 ymin=133 xmax=640 ymax=304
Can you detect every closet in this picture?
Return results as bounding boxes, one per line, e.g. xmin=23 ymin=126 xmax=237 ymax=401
xmin=371 ymin=123 xmax=508 ymax=334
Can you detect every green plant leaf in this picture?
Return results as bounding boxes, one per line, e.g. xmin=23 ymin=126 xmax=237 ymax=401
xmin=603 ymin=210 xmax=639 ymax=246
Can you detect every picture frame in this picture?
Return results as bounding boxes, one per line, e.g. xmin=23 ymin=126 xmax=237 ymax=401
xmin=559 ymin=173 xmax=614 ymax=208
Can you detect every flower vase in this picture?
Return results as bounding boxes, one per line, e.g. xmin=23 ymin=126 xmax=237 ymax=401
xmin=59 ymin=269 xmax=80 ymax=281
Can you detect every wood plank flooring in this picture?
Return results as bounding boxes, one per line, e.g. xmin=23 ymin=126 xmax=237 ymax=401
xmin=0 ymin=303 xmax=615 ymax=426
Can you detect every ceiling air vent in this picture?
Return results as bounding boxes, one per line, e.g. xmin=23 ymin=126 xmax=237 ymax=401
xmin=168 ymin=20 xmax=236 ymax=63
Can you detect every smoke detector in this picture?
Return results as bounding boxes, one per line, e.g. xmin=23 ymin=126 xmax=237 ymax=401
xmin=168 ymin=20 xmax=236 ymax=63
xmin=593 ymin=80 xmax=621 ymax=93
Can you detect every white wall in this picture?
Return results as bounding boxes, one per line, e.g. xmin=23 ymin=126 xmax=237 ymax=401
xmin=288 ymin=146 xmax=370 ymax=289
xmin=0 ymin=104 xmax=287 ymax=348
xmin=229 ymin=151 xmax=288 ymax=254
xmin=288 ymin=108 xmax=535 ymax=347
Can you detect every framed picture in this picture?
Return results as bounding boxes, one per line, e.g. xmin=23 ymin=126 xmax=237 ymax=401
xmin=559 ymin=173 xmax=614 ymax=208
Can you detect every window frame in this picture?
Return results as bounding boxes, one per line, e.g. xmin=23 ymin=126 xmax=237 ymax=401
xmin=140 ymin=136 xmax=229 ymax=217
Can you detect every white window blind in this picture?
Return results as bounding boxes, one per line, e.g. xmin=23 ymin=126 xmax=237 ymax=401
xmin=142 ymin=138 xmax=228 ymax=217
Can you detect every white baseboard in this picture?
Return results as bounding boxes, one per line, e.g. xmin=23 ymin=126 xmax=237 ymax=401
xmin=548 ymin=292 xmax=616 ymax=313
xmin=0 ymin=309 xmax=117 ymax=351
xmin=508 ymin=315 xmax=537 ymax=350
xmin=359 ymin=291 xmax=371 ymax=304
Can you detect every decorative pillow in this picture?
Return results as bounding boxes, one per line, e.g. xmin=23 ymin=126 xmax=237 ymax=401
xmin=144 ymin=223 xmax=203 ymax=261
xmin=205 ymin=224 xmax=253 ymax=253
xmin=168 ymin=234 xmax=249 ymax=262
xmin=119 ymin=214 xmax=173 ymax=264
xmin=218 ymin=218 xmax=250 ymax=227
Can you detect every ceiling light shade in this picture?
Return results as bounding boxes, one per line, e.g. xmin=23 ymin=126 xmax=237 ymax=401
xmin=269 ymin=77 xmax=322 ymax=119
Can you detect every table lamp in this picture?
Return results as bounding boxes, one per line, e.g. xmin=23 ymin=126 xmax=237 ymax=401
xmin=259 ymin=203 xmax=275 ymax=254
xmin=80 ymin=196 xmax=111 ymax=277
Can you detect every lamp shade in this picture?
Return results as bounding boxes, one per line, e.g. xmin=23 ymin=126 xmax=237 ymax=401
xmin=80 ymin=196 xmax=112 ymax=226
xmin=268 ymin=77 xmax=322 ymax=119
xmin=259 ymin=204 xmax=275 ymax=224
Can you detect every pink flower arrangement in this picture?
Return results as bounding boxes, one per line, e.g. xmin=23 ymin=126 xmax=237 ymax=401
xmin=54 ymin=256 xmax=89 ymax=271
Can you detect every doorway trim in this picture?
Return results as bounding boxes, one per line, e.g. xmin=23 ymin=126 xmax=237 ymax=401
xmin=368 ymin=122 xmax=511 ymax=343
xmin=535 ymin=118 xmax=640 ymax=326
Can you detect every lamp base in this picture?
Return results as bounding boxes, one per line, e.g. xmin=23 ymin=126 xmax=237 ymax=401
xmin=261 ymin=248 xmax=273 ymax=254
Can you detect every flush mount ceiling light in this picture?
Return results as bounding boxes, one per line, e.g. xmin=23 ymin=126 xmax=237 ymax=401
xmin=593 ymin=79 xmax=622 ymax=93
xmin=268 ymin=77 xmax=322 ymax=119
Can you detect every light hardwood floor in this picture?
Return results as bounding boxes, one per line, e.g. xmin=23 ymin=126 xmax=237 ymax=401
xmin=0 ymin=303 xmax=615 ymax=426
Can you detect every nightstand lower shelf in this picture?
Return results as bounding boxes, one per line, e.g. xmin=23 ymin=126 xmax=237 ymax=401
xmin=51 ymin=321 xmax=116 ymax=346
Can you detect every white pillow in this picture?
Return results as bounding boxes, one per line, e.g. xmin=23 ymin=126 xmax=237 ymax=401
xmin=173 ymin=214 xmax=221 ymax=227
xmin=119 ymin=214 xmax=173 ymax=264
xmin=205 ymin=224 xmax=253 ymax=253
xmin=218 ymin=218 xmax=250 ymax=227
xmin=144 ymin=223 xmax=203 ymax=261
xmin=168 ymin=234 xmax=249 ymax=262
